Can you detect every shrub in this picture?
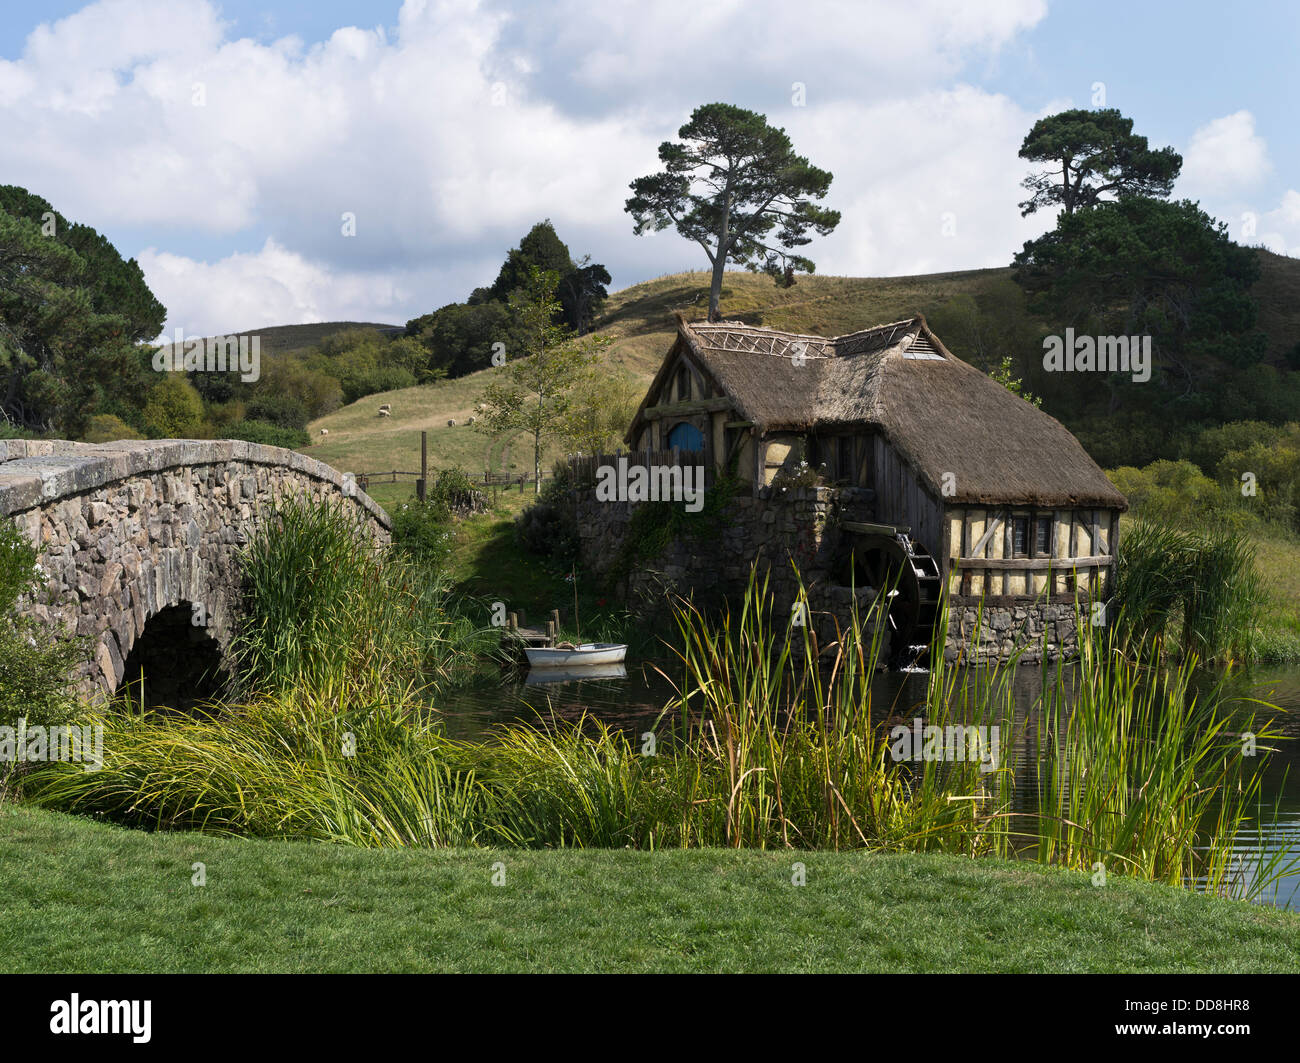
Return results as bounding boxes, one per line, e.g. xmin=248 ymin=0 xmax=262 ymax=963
xmin=390 ymin=498 xmax=455 ymax=566
xmin=516 ymin=499 xmax=579 ymax=563
xmin=0 ymin=520 xmax=85 ymax=794
xmin=340 ymin=366 xmax=416 ymax=405
xmin=428 ymin=467 xmax=486 ymax=515
xmin=223 ymin=419 xmax=310 ymax=449
xmin=143 ymin=375 xmax=204 ymax=438
xmin=246 ymin=395 xmax=309 ymax=431
xmin=83 ymin=414 xmax=144 ymax=443
xmin=0 ymin=419 xmax=38 ymax=440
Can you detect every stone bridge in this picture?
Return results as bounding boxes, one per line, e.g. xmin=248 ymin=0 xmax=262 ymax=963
xmin=0 ymin=439 xmax=390 ymax=705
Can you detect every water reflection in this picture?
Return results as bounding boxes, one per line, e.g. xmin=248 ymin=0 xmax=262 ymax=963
xmin=436 ymin=659 xmax=1300 ymax=909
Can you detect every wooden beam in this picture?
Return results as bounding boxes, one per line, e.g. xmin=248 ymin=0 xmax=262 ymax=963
xmin=643 ymin=398 xmax=733 ymax=421
xmin=843 ymin=520 xmax=910 ymax=536
xmin=970 ymin=512 xmax=1003 ymax=557
xmin=723 ymin=420 xmax=754 ymax=429
xmin=1002 ymin=515 xmax=1012 ymax=596
xmin=954 ymin=555 xmax=1112 ymax=571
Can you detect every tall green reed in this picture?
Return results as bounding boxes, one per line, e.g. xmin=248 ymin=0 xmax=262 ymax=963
xmin=1114 ymin=518 xmax=1262 ymax=663
xmin=233 ymin=494 xmax=497 ymax=700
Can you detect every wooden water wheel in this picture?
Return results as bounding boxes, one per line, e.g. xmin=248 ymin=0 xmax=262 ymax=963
xmin=840 ymin=523 xmax=943 ymax=647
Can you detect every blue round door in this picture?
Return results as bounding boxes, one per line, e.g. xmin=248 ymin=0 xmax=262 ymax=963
xmin=667 ymin=422 xmax=705 ymax=452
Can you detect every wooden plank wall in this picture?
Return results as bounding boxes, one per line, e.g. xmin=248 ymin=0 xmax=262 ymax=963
xmin=946 ymin=506 xmax=1120 ymax=597
xmin=872 ymin=437 xmax=944 ymax=564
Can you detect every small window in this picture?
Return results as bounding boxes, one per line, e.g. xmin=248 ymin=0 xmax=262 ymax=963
xmin=1034 ymin=516 xmax=1053 ymax=557
xmin=676 ymin=364 xmax=691 ymax=401
xmin=1012 ymin=516 xmax=1028 ymax=558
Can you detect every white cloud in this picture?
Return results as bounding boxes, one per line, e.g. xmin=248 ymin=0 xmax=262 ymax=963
xmin=784 ymin=87 xmax=1044 ymax=278
xmin=0 ymin=0 xmax=1051 ymax=330
xmin=1254 ymin=189 xmax=1300 ymax=257
xmin=139 ymin=238 xmax=494 ymax=336
xmin=1182 ymin=110 xmax=1272 ymax=194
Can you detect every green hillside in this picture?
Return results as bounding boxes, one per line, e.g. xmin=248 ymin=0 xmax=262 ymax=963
xmin=302 ymin=251 xmax=1300 ymax=480
xmin=195 ymin=321 xmax=401 ymax=359
xmin=303 ymin=266 xmax=1033 ymax=477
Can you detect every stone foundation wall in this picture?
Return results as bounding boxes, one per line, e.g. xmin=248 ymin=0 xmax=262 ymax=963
xmin=945 ymin=600 xmax=1081 ymax=664
xmin=573 ymin=481 xmax=1083 ymax=664
xmin=576 ymin=485 xmax=839 ymax=617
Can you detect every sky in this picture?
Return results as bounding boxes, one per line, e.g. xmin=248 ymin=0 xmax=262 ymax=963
xmin=0 ymin=0 xmax=1296 ymax=338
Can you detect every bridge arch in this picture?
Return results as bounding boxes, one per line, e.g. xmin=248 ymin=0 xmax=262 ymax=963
xmin=0 ymin=439 xmax=390 ymax=703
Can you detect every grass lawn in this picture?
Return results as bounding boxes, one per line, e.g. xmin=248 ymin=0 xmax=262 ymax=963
xmin=3 ymin=805 xmax=1299 ymax=973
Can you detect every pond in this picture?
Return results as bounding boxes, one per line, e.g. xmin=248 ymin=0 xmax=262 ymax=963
xmin=437 ymin=658 xmax=1300 ymax=910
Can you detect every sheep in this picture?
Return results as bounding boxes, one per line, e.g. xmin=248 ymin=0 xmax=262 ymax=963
xmin=467 ymin=416 xmax=477 ymax=426
xmin=378 ymin=409 xmax=391 ymax=418
xmin=319 ymin=428 xmax=329 ymax=436
xmin=447 ymin=418 xmax=457 ymax=427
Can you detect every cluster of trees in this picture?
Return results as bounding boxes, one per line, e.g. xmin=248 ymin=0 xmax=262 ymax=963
xmin=1007 ymin=109 xmax=1286 ymax=469
xmin=0 ymin=186 xmax=616 ymax=450
xmin=475 ymin=267 xmax=628 ymax=489
xmin=0 ymin=186 xmax=164 ymax=438
xmin=1110 ymin=421 xmax=1300 ymax=535
xmin=79 ymin=325 xmax=431 ymax=449
xmin=406 ymin=220 xmax=610 ymax=379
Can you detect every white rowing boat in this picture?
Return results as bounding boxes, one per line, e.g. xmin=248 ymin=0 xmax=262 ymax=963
xmin=524 ymin=642 xmax=628 ymax=668
xmin=524 ymin=663 xmax=627 ymax=685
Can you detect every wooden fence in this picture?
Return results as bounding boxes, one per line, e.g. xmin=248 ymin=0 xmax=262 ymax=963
xmin=565 ymin=449 xmax=711 ymax=487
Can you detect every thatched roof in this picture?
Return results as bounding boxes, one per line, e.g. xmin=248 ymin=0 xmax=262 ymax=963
xmin=629 ymin=313 xmax=1127 ymax=509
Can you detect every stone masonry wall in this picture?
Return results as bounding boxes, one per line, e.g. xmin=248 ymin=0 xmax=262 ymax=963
xmin=574 ymin=481 xmax=1080 ymax=663
xmin=0 ymin=439 xmax=390 ymax=699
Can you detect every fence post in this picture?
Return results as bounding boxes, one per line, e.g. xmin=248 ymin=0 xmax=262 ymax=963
xmin=416 ymin=431 xmax=427 ymax=501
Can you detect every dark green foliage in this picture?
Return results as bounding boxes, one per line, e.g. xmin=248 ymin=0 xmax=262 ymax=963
xmin=515 ymin=498 xmax=579 ymax=563
xmin=0 ymin=186 xmax=165 ymax=435
xmin=1013 ymin=197 xmax=1266 ymax=452
xmin=245 ymin=395 xmax=308 ymax=431
xmin=407 ymin=221 xmax=610 ymax=372
xmin=488 ymin=220 xmax=575 ymax=302
xmin=390 ymin=498 xmax=454 ymax=565
xmin=224 ymin=419 xmax=310 ymax=449
xmin=0 ymin=185 xmax=165 ymax=341
xmin=558 ymin=256 xmax=611 ymax=335
xmin=1017 ymin=108 xmax=1182 ymax=217
xmin=407 ymin=299 xmax=527 ymax=378
xmin=626 ymin=102 xmax=840 ymax=319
